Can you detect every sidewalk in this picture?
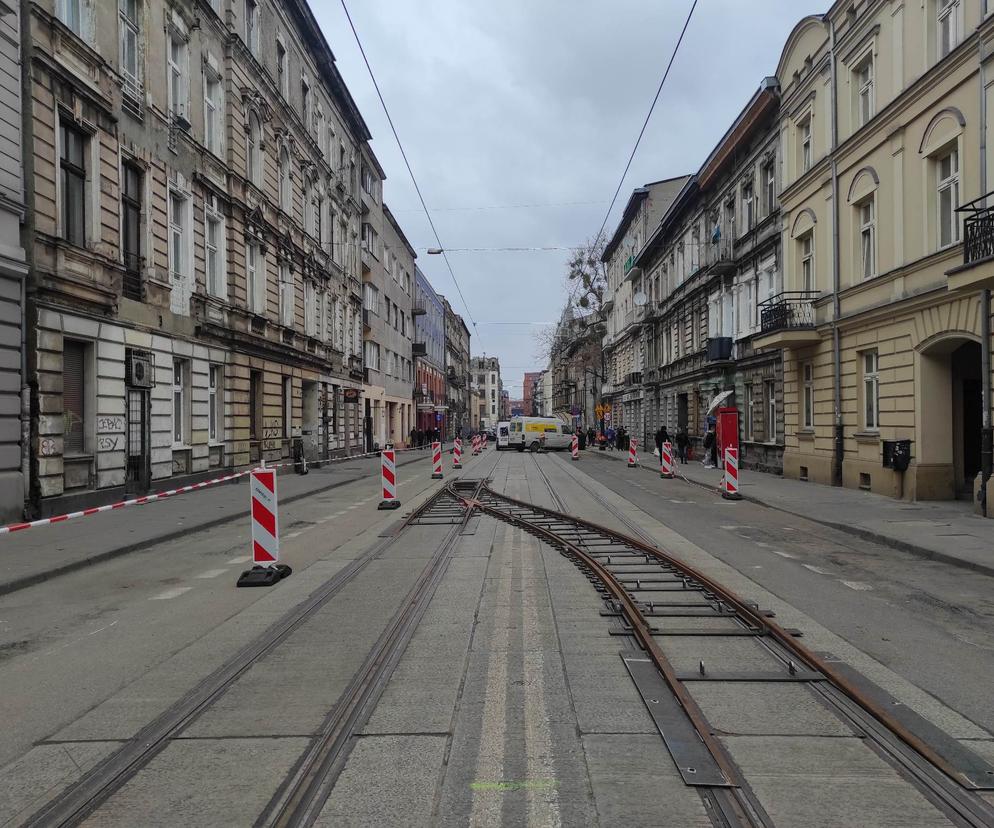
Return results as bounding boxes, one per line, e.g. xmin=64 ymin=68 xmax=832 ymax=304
xmin=0 ymin=450 xmax=432 ymax=596
xmin=586 ymin=446 xmax=994 ymax=577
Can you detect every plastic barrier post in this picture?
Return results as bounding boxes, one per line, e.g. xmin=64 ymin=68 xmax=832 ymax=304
xmin=660 ymin=441 xmax=675 ymax=479
xmin=378 ymin=449 xmax=402 ymax=509
xmin=453 ymin=437 xmax=462 ymax=469
xmin=722 ymin=448 xmax=742 ymax=500
xmin=628 ymin=438 xmax=639 ymax=468
xmin=237 ymin=468 xmax=291 ymax=587
xmin=431 ymin=441 xmax=444 ymax=479
xmin=571 ymin=434 xmax=579 ymax=461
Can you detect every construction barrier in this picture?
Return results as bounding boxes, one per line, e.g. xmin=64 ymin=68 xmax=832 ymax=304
xmin=237 ymin=468 xmax=291 ymax=587
xmin=453 ymin=437 xmax=463 ymax=469
xmin=628 ymin=438 xmax=639 ymax=468
xmin=571 ymin=434 xmax=579 ymax=461
xmin=482 ymin=433 xmax=488 ymax=451
xmin=431 ymin=441 xmax=444 ymax=480
xmin=722 ymin=447 xmax=741 ymax=500
xmin=378 ymin=449 xmax=401 ymax=510
xmin=472 ymin=435 xmax=480 ymax=456
xmin=660 ymin=441 xmax=675 ymax=479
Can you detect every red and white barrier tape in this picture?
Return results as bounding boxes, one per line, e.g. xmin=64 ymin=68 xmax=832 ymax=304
xmin=0 ymin=444 xmax=435 ymax=537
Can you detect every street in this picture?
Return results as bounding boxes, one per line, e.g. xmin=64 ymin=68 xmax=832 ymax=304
xmin=3 ymin=446 xmax=994 ymax=826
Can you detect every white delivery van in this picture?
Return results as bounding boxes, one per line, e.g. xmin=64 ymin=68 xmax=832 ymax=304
xmin=509 ymin=417 xmax=574 ymax=452
xmin=496 ymin=421 xmax=511 ymax=450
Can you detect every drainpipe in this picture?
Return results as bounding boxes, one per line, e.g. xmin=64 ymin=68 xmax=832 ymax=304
xmin=20 ymin=275 xmax=29 ymax=505
xmin=829 ymin=19 xmax=844 ymax=488
xmin=980 ymin=38 xmax=993 ymax=515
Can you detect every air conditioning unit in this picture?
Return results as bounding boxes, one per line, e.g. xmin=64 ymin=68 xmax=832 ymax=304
xmin=126 ymin=349 xmax=154 ymax=388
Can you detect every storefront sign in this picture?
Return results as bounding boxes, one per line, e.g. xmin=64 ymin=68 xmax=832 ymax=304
xmin=343 ymin=388 xmax=360 ymax=403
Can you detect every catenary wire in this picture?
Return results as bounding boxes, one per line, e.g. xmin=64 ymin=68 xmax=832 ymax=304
xmin=338 ymin=0 xmax=483 ymax=350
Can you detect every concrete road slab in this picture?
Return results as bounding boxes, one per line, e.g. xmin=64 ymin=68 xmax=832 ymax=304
xmin=690 ymin=682 xmax=855 ymax=737
xmin=82 ymin=737 xmax=309 ymax=826
xmin=651 ymin=634 xmax=786 ymax=674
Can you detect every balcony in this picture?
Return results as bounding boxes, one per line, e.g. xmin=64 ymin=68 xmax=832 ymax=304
xmin=412 ymin=341 xmax=427 ymax=357
xmin=753 ymin=291 xmax=821 ymax=350
xmin=706 ymin=336 xmax=733 ymax=363
xmin=947 ymin=193 xmax=994 ymax=292
xmin=362 ymin=308 xmax=372 ymax=331
xmin=602 ymin=289 xmax=614 ymax=313
xmin=361 ymin=244 xmax=373 ymax=273
xmin=624 ymin=371 xmax=642 ymax=387
xmin=122 ymin=253 xmax=144 ymax=301
xmin=412 ymin=302 xmax=427 ymax=316
xmin=623 ymin=254 xmax=642 ymax=282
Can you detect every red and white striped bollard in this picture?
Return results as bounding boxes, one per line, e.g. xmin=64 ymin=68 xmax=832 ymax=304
xmin=571 ymin=434 xmax=579 ymax=461
xmin=378 ymin=448 xmax=401 ymax=509
xmin=431 ymin=441 xmax=444 ymax=479
xmin=722 ymin=447 xmax=741 ymax=500
xmin=453 ymin=437 xmax=462 ymax=469
xmin=627 ymin=438 xmax=639 ymax=468
xmin=237 ymin=467 xmax=291 ymax=586
xmin=660 ymin=441 xmax=674 ymax=479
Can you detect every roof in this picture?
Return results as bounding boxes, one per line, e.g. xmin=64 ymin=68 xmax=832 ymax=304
xmin=601 ymin=175 xmax=693 ymax=262
xmin=382 ymin=204 xmax=417 ymax=259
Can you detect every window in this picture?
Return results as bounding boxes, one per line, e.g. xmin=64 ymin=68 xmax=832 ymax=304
xmin=300 ymin=76 xmax=310 ymax=128
xmin=204 ymin=67 xmax=223 ymax=155
xmin=60 ymin=122 xmax=87 ymax=247
xmin=800 ymin=232 xmax=814 ymax=291
xmin=859 ymin=198 xmax=875 ymax=279
xmin=937 ymin=147 xmax=960 ymax=247
xmin=304 ymin=281 xmax=316 ymax=336
xmin=245 ymin=0 xmax=259 ymax=56
xmin=63 ymin=340 xmax=88 ymax=455
xmin=764 ymin=379 xmax=776 ymax=443
xmin=938 ymin=0 xmax=961 ymax=58
xmin=282 ymin=376 xmax=292 ymax=438
xmin=276 ymin=40 xmax=288 ymax=99
xmin=205 ymin=200 xmax=225 ymax=299
xmin=246 ymin=240 xmax=265 ymax=314
xmin=764 ymin=160 xmax=776 ymax=215
xmin=362 ymin=222 xmax=377 ymax=256
xmin=167 ymin=29 xmax=188 ymax=119
xmin=172 ymin=358 xmax=188 ymax=445
xmin=742 ymin=182 xmax=754 ymax=231
xmin=208 ymin=364 xmax=223 ymax=443
xmin=854 ymin=56 xmax=874 ymax=127
xmin=363 ymin=282 xmax=378 ymax=314
xmin=121 ymin=162 xmax=142 ymax=299
xmin=278 ymin=146 xmax=292 ymax=212
xmin=744 ymin=384 xmax=754 ymax=440
xmin=304 ymin=176 xmax=315 ymax=236
xmin=802 ymin=363 xmax=814 ymax=429
xmin=364 ymin=340 xmax=380 ymax=371
xmin=800 ymin=116 xmax=812 ymax=172
xmin=362 ymin=165 xmax=376 ymax=198
xmin=120 ymin=0 xmax=140 ymax=100
xmin=168 ymin=190 xmax=188 ymax=287
xmin=247 ymin=112 xmax=263 ymax=187
xmin=863 ymin=350 xmax=879 ymax=430
xmin=279 ymin=261 xmax=294 ymax=327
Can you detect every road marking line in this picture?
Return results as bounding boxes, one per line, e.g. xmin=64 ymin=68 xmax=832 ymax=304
xmin=802 ymin=564 xmax=829 ymax=575
xmin=841 ymin=580 xmax=873 ymax=591
xmin=782 ymin=527 xmax=797 ymax=532
xmin=754 ymin=541 xmax=770 ymax=548
xmin=226 ymin=555 xmax=251 ymax=564
xmin=285 ymin=531 xmax=302 ymax=539
xmin=150 ymin=586 xmax=192 ymax=600
xmin=194 ymin=569 xmax=228 ymax=579
xmin=770 ymin=550 xmax=797 ymax=559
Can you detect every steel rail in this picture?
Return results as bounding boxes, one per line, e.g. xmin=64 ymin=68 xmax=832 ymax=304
xmin=23 ymin=476 xmax=475 ymax=828
xmin=473 ymin=482 xmax=994 ymax=812
xmin=266 ymin=464 xmax=498 ymax=827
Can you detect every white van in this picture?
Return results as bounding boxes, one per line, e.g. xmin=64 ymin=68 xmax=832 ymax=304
xmin=496 ymin=421 xmax=511 ymax=451
xmin=509 ymin=416 xmax=574 ymax=452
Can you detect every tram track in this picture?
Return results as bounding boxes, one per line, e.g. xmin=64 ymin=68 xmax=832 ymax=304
xmin=23 ymin=461 xmax=497 ymax=828
xmin=468 ymin=452 xmax=994 ymax=828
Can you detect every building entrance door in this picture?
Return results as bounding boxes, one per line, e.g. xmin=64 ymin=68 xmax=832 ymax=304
xmin=125 ymin=388 xmax=150 ymax=495
xmin=953 ymin=342 xmax=982 ymax=497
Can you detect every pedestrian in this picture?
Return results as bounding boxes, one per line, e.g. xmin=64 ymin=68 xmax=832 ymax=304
xmin=587 ymin=427 xmax=596 ymax=448
xmin=676 ymin=426 xmax=689 ymax=464
xmin=654 ymin=424 xmax=669 ymax=458
xmin=702 ymin=423 xmax=717 ymax=468
xmin=409 ymin=427 xmax=417 ymax=449
xmin=606 ymin=425 xmax=616 ymax=449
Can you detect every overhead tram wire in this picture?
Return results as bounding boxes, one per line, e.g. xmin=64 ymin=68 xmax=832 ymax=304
xmin=338 ymin=0 xmax=483 ymax=350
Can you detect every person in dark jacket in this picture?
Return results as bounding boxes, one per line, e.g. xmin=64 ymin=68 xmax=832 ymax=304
xmin=675 ymin=427 xmax=689 ymax=464
xmin=616 ymin=426 xmax=626 ymax=451
xmin=702 ymin=424 xmax=718 ymax=468
xmin=654 ymin=425 xmax=669 ymax=457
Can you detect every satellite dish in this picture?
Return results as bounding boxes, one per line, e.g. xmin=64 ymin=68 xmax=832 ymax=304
xmin=633 ymin=292 xmax=647 ymax=307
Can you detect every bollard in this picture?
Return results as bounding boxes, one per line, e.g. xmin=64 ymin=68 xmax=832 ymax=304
xmin=722 ymin=447 xmax=742 ymax=500
xmin=482 ymin=433 xmax=488 ymax=451
xmin=237 ymin=467 xmax=291 ymax=587
xmin=473 ymin=435 xmax=480 ymax=455
xmin=628 ymin=438 xmax=639 ymax=468
xmin=378 ymin=449 xmax=402 ymax=509
xmin=453 ymin=437 xmax=463 ymax=469
xmin=431 ymin=441 xmax=444 ymax=479
xmin=660 ymin=441 xmax=675 ymax=479
xmin=571 ymin=434 xmax=579 ymax=461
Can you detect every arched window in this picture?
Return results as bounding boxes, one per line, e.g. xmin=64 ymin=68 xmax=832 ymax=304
xmin=279 ymin=145 xmax=292 ymax=211
xmin=304 ymin=175 xmax=316 ymax=236
xmin=247 ymin=112 xmax=263 ymax=187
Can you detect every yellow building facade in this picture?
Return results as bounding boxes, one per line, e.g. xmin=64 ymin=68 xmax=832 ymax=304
xmin=758 ymin=1 xmax=994 ymax=506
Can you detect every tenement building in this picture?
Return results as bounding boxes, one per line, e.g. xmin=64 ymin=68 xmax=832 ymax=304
xmin=413 ymin=266 xmax=446 ymax=438
xmin=23 ymin=0 xmax=375 ymax=514
xmin=471 ymin=355 xmax=502 ymax=429
xmin=757 ymin=2 xmax=994 ymax=504
xmin=634 ymin=78 xmax=783 ymax=471
xmin=0 ymin=0 xmax=27 ymax=522
xmin=601 ymin=177 xmax=689 ymax=439
xmin=442 ymin=297 xmax=471 ymax=438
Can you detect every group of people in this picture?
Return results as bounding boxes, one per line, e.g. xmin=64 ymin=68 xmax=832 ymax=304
xmin=577 ymin=422 xmax=718 ymax=468
xmin=409 ymin=427 xmax=443 ymax=448
xmin=654 ymin=425 xmax=692 ymax=465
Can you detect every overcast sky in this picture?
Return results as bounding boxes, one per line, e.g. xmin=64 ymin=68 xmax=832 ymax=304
xmin=313 ymin=1 xmax=825 ymax=397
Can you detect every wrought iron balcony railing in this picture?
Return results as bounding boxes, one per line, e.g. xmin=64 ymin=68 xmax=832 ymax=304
xmin=758 ymin=291 xmax=819 ymax=333
xmin=958 ymin=193 xmax=994 ymax=265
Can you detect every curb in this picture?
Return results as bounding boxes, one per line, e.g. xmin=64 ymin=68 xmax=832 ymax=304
xmin=582 ymin=448 xmax=994 ymax=579
xmin=0 ymin=452 xmax=432 ymax=598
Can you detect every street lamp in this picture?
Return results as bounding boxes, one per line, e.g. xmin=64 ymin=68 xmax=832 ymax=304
xmin=427 ymin=248 xmax=443 ymax=255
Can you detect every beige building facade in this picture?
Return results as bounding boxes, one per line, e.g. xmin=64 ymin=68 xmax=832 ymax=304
xmin=757 ymin=1 xmax=994 ymax=506
xmin=22 ymin=0 xmax=379 ymax=514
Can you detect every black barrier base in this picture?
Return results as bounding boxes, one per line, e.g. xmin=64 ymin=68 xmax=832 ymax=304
xmin=660 ymin=472 xmax=674 ymax=479
xmin=378 ymin=499 xmax=402 ymax=510
xmin=236 ymin=565 xmax=286 ymax=588
xmin=721 ymin=492 xmax=743 ymax=501
xmin=454 ymin=463 xmax=462 ymax=469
